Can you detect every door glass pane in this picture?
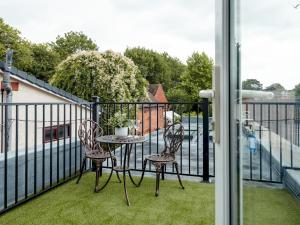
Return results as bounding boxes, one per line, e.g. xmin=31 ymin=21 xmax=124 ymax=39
xmin=241 ymin=1 xmax=300 ymax=224
xmin=229 ymin=0 xmax=241 ymax=223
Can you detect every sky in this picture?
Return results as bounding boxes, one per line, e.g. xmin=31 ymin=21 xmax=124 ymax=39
xmin=0 ymin=0 xmax=299 ymax=90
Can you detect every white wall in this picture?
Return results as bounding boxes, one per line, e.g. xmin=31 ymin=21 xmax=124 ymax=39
xmin=0 ymin=75 xmax=91 ymax=154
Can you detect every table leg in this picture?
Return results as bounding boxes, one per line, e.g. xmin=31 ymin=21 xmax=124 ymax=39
xmin=123 ymin=144 xmax=130 ymax=206
xmin=108 ymin=143 xmax=121 ymax=183
xmin=127 ymin=143 xmax=138 ymax=187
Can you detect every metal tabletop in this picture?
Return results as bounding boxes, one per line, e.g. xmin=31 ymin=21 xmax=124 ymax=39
xmin=96 ymin=135 xmax=146 ymax=144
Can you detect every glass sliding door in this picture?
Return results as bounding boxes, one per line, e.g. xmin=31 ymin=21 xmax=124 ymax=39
xmin=241 ymin=1 xmax=300 ymax=225
xmin=216 ymin=0 xmax=300 ymax=224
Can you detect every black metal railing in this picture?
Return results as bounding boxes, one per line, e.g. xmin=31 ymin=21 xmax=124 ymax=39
xmin=242 ymin=101 xmax=300 ymax=183
xmin=96 ymin=100 xmax=214 ymax=179
xmin=0 ymin=102 xmax=92 ymax=214
xmin=0 ymin=100 xmax=214 ymax=215
xmin=2 ymin=98 xmax=298 ymax=214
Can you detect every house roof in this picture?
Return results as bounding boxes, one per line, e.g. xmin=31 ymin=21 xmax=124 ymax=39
xmin=0 ymin=61 xmax=89 ymax=104
xmin=148 ymin=84 xmax=161 ymax=97
xmin=148 ymin=92 xmax=158 ymax=103
xmin=142 ymin=84 xmax=166 ymax=108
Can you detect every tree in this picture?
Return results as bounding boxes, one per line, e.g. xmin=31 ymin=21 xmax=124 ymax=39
xmin=124 ymin=47 xmax=172 ymax=90
xmin=294 ymin=83 xmax=300 ymax=99
xmin=242 ymin=79 xmax=263 ymax=90
xmin=26 ymin=44 xmax=60 ymax=81
xmin=264 ymin=83 xmax=285 ymax=91
xmin=52 ymin=31 xmax=98 ymax=61
xmin=166 ymin=87 xmax=192 ymax=113
xmin=162 ymin=52 xmax=186 ymax=86
xmin=50 ymin=50 xmax=148 ymax=102
xmin=166 ymin=87 xmax=191 ymax=103
xmin=181 ymin=52 xmax=213 ymax=102
xmin=0 ymin=18 xmax=33 ymax=71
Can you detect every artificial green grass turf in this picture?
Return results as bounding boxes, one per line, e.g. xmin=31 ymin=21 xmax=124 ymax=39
xmin=243 ymin=186 xmax=300 ymax=225
xmin=0 ymin=173 xmax=214 ymax=225
xmin=0 ymin=173 xmax=300 ymax=225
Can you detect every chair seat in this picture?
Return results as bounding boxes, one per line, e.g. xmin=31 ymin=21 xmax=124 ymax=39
xmin=86 ymin=150 xmax=111 ymax=159
xmin=146 ymin=154 xmax=175 ymax=163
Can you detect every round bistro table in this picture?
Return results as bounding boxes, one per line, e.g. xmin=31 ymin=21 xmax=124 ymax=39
xmin=96 ymin=135 xmax=146 ymax=206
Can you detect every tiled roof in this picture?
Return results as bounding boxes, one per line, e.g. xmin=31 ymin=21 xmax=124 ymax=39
xmin=0 ymin=61 xmax=89 ymax=104
xmin=148 ymin=92 xmax=158 ymax=102
xmin=148 ymin=84 xmax=160 ymax=96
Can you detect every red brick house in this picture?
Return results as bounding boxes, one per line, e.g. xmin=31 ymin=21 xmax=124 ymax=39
xmin=148 ymin=84 xmax=168 ymax=103
xmin=137 ymin=84 xmax=168 ymax=134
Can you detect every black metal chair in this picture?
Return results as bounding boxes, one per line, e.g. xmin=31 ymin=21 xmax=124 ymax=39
xmin=138 ymin=123 xmax=185 ymax=196
xmin=76 ymin=120 xmax=120 ymax=192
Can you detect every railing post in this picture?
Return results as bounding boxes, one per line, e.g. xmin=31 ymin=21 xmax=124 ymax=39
xmin=91 ymin=96 xmax=100 ymax=173
xmin=4 ymin=105 xmax=8 ymax=208
xmin=92 ymin=96 xmax=100 ymax=124
xmin=202 ymin=98 xmax=210 ymax=182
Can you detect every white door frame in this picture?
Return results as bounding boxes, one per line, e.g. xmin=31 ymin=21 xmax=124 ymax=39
xmin=215 ymin=0 xmax=241 ymax=224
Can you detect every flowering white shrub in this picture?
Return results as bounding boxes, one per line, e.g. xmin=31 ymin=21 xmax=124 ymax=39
xmin=50 ymin=50 xmax=148 ymax=102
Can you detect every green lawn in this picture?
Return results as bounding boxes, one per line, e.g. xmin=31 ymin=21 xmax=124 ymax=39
xmin=0 ymin=173 xmax=299 ymax=225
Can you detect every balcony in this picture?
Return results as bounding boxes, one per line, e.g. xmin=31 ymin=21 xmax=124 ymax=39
xmin=0 ymin=101 xmax=300 ymax=225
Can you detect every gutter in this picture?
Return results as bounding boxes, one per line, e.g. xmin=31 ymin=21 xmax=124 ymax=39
xmin=2 ymin=50 xmax=13 ymax=153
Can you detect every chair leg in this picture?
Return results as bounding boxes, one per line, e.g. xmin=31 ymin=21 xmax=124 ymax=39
xmin=161 ymin=165 xmax=165 ymax=180
xmin=138 ymin=159 xmax=148 ymax=187
xmin=97 ymin=158 xmax=114 ymax=191
xmin=155 ymin=169 xmax=161 ymax=197
xmin=99 ymin=162 xmax=103 ymax=177
xmin=94 ymin=161 xmax=101 ymax=192
xmin=174 ymin=162 xmax=184 ymax=189
xmin=76 ymin=157 xmax=86 ymax=184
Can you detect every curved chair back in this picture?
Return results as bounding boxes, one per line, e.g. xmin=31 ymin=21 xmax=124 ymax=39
xmin=78 ymin=120 xmax=103 ymax=153
xmin=163 ymin=123 xmax=184 ymax=157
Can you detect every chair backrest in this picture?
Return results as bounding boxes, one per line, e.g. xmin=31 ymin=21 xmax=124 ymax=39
xmin=78 ymin=120 xmax=103 ymax=153
xmin=163 ymin=123 xmax=184 ymax=157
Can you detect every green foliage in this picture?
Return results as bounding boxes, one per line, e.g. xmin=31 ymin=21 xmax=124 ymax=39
xmin=294 ymin=83 xmax=300 ymax=99
xmin=0 ymin=18 xmax=33 ymax=71
xmin=50 ymin=50 xmax=148 ymax=102
xmin=124 ymin=47 xmax=170 ymax=88
xmin=52 ymin=31 xmax=98 ymax=61
xmin=0 ymin=19 xmax=100 ymax=82
xmin=242 ymin=79 xmax=263 ymax=90
xmin=162 ymin=52 xmax=186 ymax=86
xmin=181 ymin=52 xmax=213 ymax=102
xmin=0 ymin=18 xmax=213 ymax=106
xmin=124 ymin=47 xmax=186 ymax=91
xmin=26 ymin=44 xmax=60 ymax=81
xmin=107 ymin=112 xmax=129 ymax=128
xmin=166 ymin=87 xmax=192 ymax=102
xmin=264 ymin=83 xmax=285 ymax=91
xmin=166 ymin=88 xmax=192 ymax=113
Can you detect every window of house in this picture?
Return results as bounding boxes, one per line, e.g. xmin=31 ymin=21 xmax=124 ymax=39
xmin=44 ymin=124 xmax=71 ymax=143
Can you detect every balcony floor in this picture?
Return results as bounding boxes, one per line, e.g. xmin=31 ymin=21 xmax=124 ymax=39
xmin=0 ymin=173 xmax=300 ymax=225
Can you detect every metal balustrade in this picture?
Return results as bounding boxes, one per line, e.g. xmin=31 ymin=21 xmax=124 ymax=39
xmin=0 ymin=100 xmax=213 ymax=214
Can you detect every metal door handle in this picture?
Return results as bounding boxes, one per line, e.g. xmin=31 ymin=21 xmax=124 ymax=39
xmin=199 ymin=65 xmax=221 ymax=144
